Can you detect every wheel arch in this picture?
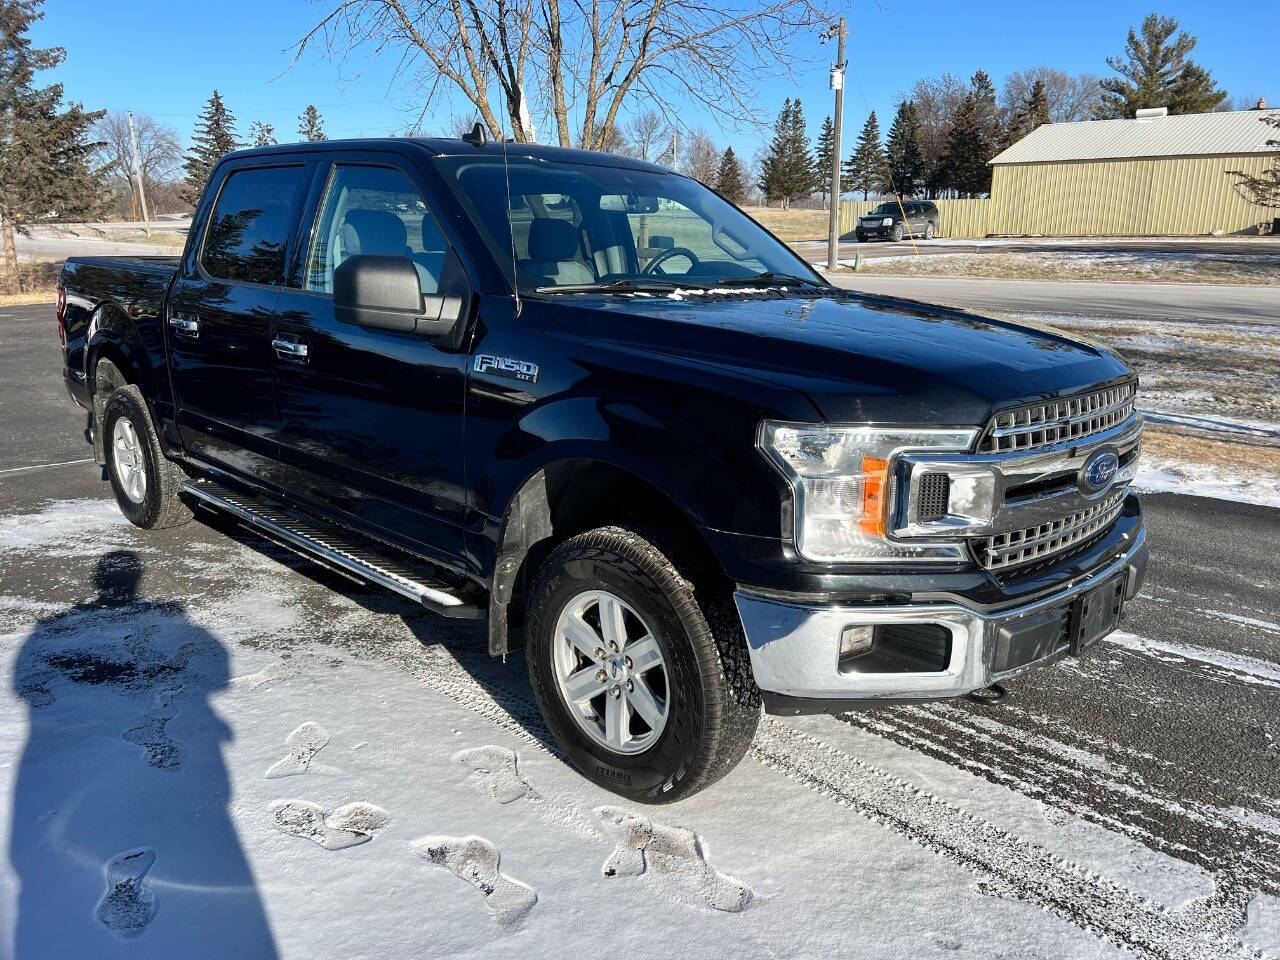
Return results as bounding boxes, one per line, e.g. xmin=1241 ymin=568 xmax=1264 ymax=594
xmin=486 ymin=457 xmax=726 ymax=657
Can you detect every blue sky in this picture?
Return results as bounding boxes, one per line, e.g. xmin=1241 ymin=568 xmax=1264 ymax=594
xmin=31 ymin=0 xmax=1277 ymax=163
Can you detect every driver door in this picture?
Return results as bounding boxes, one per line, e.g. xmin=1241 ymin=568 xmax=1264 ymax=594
xmin=268 ymin=156 xmax=470 ymax=566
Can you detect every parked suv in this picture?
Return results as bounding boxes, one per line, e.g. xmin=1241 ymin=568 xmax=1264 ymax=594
xmin=856 ymin=200 xmax=939 ymax=241
xmin=56 ymin=136 xmax=1145 ymax=803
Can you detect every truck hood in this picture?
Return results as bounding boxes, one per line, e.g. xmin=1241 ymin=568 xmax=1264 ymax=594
xmin=563 ymin=290 xmax=1131 ymax=424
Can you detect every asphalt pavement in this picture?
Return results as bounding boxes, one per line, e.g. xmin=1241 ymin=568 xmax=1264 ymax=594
xmin=3 ymin=301 xmax=1279 ymax=955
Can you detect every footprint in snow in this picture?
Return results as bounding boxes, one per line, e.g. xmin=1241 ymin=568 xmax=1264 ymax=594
xmin=270 ymin=799 xmax=389 ymax=850
xmin=596 ymin=806 xmax=754 ymax=913
xmin=265 ymin=721 xmax=329 ymax=778
xmin=96 ymin=848 xmax=158 ymax=938
xmin=454 ymin=745 xmax=536 ymax=803
xmin=411 ymin=834 xmax=537 ymax=926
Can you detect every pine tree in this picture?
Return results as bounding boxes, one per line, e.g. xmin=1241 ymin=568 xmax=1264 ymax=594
xmin=298 ymin=104 xmax=326 ymax=142
xmin=1096 ymin=13 xmax=1226 ymax=118
xmin=883 ymin=100 xmax=925 ymax=199
xmin=182 ymin=90 xmax=239 ymax=205
xmin=714 ymin=146 xmax=748 ymax=205
xmin=248 ymin=120 xmax=276 ymax=147
xmin=814 ymin=115 xmax=835 ymax=206
xmin=970 ymin=69 xmax=1003 ymax=150
xmin=843 ymin=111 xmax=884 ymax=201
xmin=1004 ymin=79 xmax=1051 ymax=148
xmin=758 ymin=99 xmax=815 ymax=208
xmin=939 ymin=94 xmax=991 ymax=196
xmin=0 ymin=0 xmax=104 ymax=291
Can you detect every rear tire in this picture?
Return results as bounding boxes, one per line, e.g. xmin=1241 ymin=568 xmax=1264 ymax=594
xmin=925 ymin=221 xmax=936 ymax=240
xmin=102 ymin=385 xmax=193 ymax=530
xmin=526 ymin=526 xmax=760 ymax=803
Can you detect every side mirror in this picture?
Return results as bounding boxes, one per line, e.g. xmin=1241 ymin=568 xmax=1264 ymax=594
xmin=333 ymin=254 xmax=465 ymax=339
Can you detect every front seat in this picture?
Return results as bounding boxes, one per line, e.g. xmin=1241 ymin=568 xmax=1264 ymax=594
xmin=518 ymin=218 xmax=595 ymax=288
xmin=341 ymin=209 xmax=411 ymax=259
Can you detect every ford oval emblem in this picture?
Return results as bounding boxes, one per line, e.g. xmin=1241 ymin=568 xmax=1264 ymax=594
xmin=1081 ymin=449 xmax=1119 ymax=495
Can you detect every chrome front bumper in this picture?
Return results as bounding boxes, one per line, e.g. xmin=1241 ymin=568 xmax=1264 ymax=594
xmin=735 ymin=523 xmax=1147 ymax=714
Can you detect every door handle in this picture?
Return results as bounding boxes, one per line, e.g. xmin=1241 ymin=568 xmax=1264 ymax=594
xmin=272 ymin=336 xmax=309 ymax=362
xmin=169 ymin=313 xmax=199 ymax=338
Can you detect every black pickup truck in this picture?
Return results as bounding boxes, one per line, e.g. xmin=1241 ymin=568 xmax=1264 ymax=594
xmin=57 ymin=135 xmax=1146 ymax=802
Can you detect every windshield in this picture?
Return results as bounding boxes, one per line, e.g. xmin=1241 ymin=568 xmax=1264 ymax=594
xmin=433 ymin=155 xmax=824 ymax=294
xmin=870 ymin=203 xmax=900 ymax=215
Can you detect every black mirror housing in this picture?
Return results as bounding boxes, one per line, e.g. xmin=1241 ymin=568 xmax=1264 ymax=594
xmin=333 ymin=255 xmax=467 ymax=341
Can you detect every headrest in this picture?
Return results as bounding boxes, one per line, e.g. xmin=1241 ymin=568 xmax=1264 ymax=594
xmin=527 ymin=217 xmax=579 ymax=262
xmin=341 ymin=209 xmax=408 ymax=257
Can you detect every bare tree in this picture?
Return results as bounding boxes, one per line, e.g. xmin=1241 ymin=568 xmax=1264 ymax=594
xmin=681 ymin=128 xmax=718 ymax=185
xmin=623 ymin=108 xmax=667 ymax=161
xmin=909 ymin=74 xmax=967 ymax=196
xmin=93 ymin=111 xmax=182 ymax=219
xmin=293 ymin=0 xmax=829 ymax=151
xmin=1001 ymin=67 xmax=1102 ymax=124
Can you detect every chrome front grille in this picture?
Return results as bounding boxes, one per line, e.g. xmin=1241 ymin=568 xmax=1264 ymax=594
xmin=979 ymin=381 xmax=1137 ymax=454
xmin=973 ymin=489 xmax=1128 ymax=572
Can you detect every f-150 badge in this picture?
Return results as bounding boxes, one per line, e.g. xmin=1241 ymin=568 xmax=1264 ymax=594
xmin=474 ymin=354 xmax=539 ymax=383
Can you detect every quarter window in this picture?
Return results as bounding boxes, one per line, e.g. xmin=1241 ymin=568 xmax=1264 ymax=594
xmin=201 ymin=166 xmax=308 ymax=285
xmin=306 ymin=165 xmax=451 ymax=295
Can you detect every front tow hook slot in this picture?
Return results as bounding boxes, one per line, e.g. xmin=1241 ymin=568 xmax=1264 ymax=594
xmin=966 ymin=683 xmax=1008 ymax=705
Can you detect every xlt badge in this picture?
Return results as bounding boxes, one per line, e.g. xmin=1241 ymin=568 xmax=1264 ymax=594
xmin=474 ymin=354 xmax=539 ymax=383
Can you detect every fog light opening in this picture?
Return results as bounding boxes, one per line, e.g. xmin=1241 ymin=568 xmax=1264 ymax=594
xmin=839 ymin=625 xmax=875 ymax=660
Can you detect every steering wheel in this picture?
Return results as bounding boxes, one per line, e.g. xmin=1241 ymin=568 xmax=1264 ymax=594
xmin=642 ymin=246 xmax=701 ymax=277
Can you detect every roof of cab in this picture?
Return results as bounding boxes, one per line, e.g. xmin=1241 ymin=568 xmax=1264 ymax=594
xmin=226 ymin=136 xmax=672 ymax=174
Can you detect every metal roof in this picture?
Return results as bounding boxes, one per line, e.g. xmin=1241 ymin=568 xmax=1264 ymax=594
xmin=990 ymin=109 xmax=1280 ymax=165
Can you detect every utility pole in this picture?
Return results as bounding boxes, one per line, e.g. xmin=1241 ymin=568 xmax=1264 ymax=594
xmin=824 ymin=18 xmax=847 ymax=271
xmin=127 ymin=111 xmax=152 ymax=237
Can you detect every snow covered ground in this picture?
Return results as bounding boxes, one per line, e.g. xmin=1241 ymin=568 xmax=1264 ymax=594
xmin=1 ymin=496 xmax=1278 ymax=960
xmin=849 ymin=250 xmax=1280 ymax=285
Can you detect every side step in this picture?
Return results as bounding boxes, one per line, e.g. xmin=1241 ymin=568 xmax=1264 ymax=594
xmin=180 ymin=479 xmax=484 ymax=619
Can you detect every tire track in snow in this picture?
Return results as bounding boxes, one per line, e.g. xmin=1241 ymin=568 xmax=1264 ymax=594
xmin=751 ymin=720 xmax=1259 ymax=960
xmin=336 ymin=611 xmax=1264 ymax=959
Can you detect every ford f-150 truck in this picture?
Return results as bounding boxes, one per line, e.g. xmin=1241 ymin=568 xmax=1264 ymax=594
xmin=57 ymin=135 xmax=1147 ymax=803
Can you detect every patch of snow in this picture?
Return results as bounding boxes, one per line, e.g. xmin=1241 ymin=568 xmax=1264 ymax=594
xmin=0 ymin=499 xmax=127 ymax=554
xmin=1244 ymin=893 xmax=1280 ymax=958
xmin=1134 ymin=457 xmax=1280 ymax=508
xmin=1106 ymin=630 xmax=1280 ymax=690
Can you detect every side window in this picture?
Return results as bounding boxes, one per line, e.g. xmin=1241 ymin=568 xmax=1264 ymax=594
xmin=306 ymin=165 xmax=449 ymax=295
xmin=201 ymin=166 xmax=308 ymax=285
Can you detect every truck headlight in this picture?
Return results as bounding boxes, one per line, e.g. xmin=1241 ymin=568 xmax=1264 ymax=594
xmin=759 ymin=422 xmax=976 ymax=563
xmin=882 ymin=217 xmax=893 ymax=226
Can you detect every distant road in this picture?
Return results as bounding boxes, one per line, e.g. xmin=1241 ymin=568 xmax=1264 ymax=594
xmin=826 ymin=273 xmax=1280 ymax=323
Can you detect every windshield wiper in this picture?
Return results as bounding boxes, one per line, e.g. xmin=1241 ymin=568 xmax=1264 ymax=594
xmin=713 ymin=271 xmax=832 ymax=290
xmin=534 ymin=278 xmax=704 ymax=295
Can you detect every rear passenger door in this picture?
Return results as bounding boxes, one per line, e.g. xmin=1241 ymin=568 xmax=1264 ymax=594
xmin=167 ymin=162 xmax=311 ymax=477
xmin=268 ymin=157 xmax=470 ymax=567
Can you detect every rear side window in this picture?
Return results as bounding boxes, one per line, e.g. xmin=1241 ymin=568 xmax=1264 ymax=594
xmin=201 ymin=166 xmax=309 ymax=285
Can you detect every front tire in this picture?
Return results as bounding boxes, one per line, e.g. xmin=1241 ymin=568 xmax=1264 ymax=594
xmin=526 ymin=526 xmax=760 ymax=803
xmin=891 ymin=223 xmax=904 ymax=242
xmin=102 ymin=385 xmax=192 ymax=529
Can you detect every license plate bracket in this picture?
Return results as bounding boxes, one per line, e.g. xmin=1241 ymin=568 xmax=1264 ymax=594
xmin=1069 ymin=574 xmax=1125 ymax=655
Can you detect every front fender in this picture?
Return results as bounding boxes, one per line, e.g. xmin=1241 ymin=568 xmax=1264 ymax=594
xmin=475 ymin=393 xmax=785 ymax=541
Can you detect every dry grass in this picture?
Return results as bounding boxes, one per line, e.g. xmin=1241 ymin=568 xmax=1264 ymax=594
xmin=0 ymin=289 xmax=55 ymax=307
xmin=1144 ymin=426 xmax=1280 ymax=474
xmin=101 ymin=230 xmax=188 ymax=248
xmin=1 ymin=263 xmax=60 ymax=306
xmin=744 ymin=207 xmax=831 ymax=242
xmin=856 ymin=250 xmax=1280 ymax=285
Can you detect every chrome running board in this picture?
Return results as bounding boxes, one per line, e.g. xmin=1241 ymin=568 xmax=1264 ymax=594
xmin=180 ymin=478 xmax=483 ymax=618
